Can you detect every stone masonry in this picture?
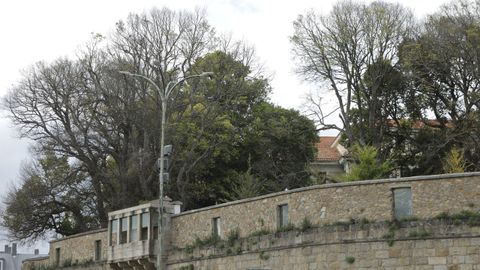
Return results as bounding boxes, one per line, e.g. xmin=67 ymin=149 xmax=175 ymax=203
xmin=23 ymin=229 xmax=108 ymax=270
xmin=168 ymin=220 xmax=480 ymax=270
xmin=169 ymin=173 xmax=480 ymax=248
xmin=22 ymin=172 xmax=480 ymax=270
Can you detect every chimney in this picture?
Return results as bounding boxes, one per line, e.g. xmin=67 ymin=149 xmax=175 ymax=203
xmin=4 ymin=245 xmax=10 ymax=254
xmin=34 ymin=249 xmax=39 ymax=255
xmin=12 ymin=243 xmax=17 ymax=256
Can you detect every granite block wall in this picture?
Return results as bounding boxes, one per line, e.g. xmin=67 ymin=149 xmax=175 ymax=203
xmin=169 ymin=173 xmax=480 ymax=248
xmin=43 ymin=229 xmax=107 ymax=269
xmin=167 ymin=220 xmax=480 ymax=270
xmin=22 ymin=173 xmax=480 ymax=270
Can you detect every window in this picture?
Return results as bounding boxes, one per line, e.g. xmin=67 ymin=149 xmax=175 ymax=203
xmin=55 ymin=248 xmax=61 ymax=266
xmin=140 ymin=212 xmax=150 ymax=240
xmin=212 ymin=217 xmax=221 ymax=237
xmin=152 ymin=210 xmax=159 ymax=240
xmin=120 ymin=217 xmax=128 ymax=244
xmin=393 ymin=187 xmax=412 ymax=220
xmin=110 ymin=219 xmax=118 ymax=246
xmin=278 ymin=204 xmax=289 ymax=228
xmin=94 ymin=240 xmax=101 ymax=261
xmin=130 ymin=215 xmax=138 ymax=242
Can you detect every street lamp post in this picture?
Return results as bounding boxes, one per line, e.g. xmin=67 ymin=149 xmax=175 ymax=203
xmin=119 ymin=71 xmax=213 ymax=270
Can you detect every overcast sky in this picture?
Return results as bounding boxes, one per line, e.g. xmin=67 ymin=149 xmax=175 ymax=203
xmin=0 ymin=0 xmax=450 ymax=253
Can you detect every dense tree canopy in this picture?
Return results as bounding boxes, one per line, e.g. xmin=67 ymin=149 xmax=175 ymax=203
xmin=1 ymin=7 xmax=317 ymax=242
xmin=2 ymin=151 xmax=97 ymax=242
xmin=398 ymin=0 xmax=480 ymax=173
xmin=294 ymin=0 xmax=480 ymax=176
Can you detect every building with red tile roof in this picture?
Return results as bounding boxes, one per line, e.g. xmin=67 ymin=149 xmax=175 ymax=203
xmin=310 ymin=134 xmax=350 ymax=181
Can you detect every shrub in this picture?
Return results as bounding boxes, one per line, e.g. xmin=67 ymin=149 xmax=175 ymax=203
xmin=227 ymin=228 xmax=240 ymax=247
xmin=179 ymin=264 xmax=194 ymax=270
xmin=345 ymin=256 xmax=355 ymax=264
xmin=250 ymin=228 xmax=271 ymax=237
xmin=300 ymin=217 xmax=313 ymax=232
xmin=408 ymin=229 xmax=431 ymax=238
xmin=342 ymin=144 xmax=392 ymax=181
xmin=276 ymin=223 xmax=296 ymax=233
xmin=193 ymin=233 xmax=221 ymax=248
xmin=435 ymin=210 xmax=480 ymax=226
xmin=259 ymin=251 xmax=270 ymax=260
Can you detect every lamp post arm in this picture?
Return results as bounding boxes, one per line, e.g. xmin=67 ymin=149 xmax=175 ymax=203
xmin=165 ymin=72 xmax=214 ymax=98
xmin=119 ymin=71 xmax=166 ymax=100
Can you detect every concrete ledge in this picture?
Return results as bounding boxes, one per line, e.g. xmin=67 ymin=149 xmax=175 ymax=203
xmin=22 ymin=256 xmax=49 ymax=262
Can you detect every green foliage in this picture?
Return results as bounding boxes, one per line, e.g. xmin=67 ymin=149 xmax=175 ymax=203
xmin=276 ymin=223 xmax=296 ymax=233
xmin=359 ymin=218 xmax=371 ymax=225
xmin=171 ymin=53 xmax=317 ymax=209
xmin=300 ymin=217 xmax=314 ymax=232
xmin=185 ymin=245 xmax=194 ymax=255
xmin=193 ymin=234 xmax=221 ymax=248
xmin=331 ymin=218 xmax=370 ymax=227
xmin=331 ymin=220 xmax=352 ymax=226
xmin=179 ymin=264 xmax=194 ymax=270
xmin=443 ymin=147 xmax=467 ymax=173
xmin=235 ymin=246 xmax=243 ymax=254
xmin=343 ymin=144 xmax=392 ymax=181
xmin=2 ymin=8 xmax=318 ymax=240
xmin=345 ymin=256 xmax=355 ymax=264
xmin=250 ymin=228 xmax=271 ymax=237
xmin=241 ymin=103 xmax=318 ymax=192
xmin=435 ymin=210 xmax=480 ymax=226
xmin=224 ymin=164 xmax=264 ymax=201
xmin=292 ymin=0 xmax=413 ymax=157
xmin=396 ymin=0 xmax=480 ymax=174
xmin=226 ymin=228 xmax=240 ymax=247
xmin=2 ymin=150 xmax=97 ymax=242
xmin=382 ymin=222 xmax=399 ymax=247
xmin=408 ymin=229 xmax=431 ymax=238
xmin=259 ymin=251 xmax=270 ymax=260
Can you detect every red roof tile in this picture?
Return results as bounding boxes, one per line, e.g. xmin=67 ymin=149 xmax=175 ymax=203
xmin=315 ymin=136 xmax=342 ymax=161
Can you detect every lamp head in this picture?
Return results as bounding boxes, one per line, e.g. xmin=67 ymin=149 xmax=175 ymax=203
xmin=200 ymin=71 xmax=214 ymax=79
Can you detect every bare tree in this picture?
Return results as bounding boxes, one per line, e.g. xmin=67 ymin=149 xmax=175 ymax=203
xmin=291 ymin=1 xmax=414 ymax=147
xmin=3 ymin=7 xmax=217 ymax=225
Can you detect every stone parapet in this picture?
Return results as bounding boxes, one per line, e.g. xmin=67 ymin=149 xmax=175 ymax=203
xmin=22 ymin=172 xmax=480 ymax=270
xmin=43 ymin=229 xmax=107 ymax=269
xmin=170 ymin=173 xmax=480 ymax=247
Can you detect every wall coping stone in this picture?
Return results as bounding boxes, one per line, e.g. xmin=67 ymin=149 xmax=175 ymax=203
xmin=108 ymin=200 xmax=160 ymax=217
xmin=49 ymin=228 xmax=108 ymax=244
xmin=22 ymin=256 xmax=50 ymax=262
xmin=173 ymin=172 xmax=480 ymax=218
